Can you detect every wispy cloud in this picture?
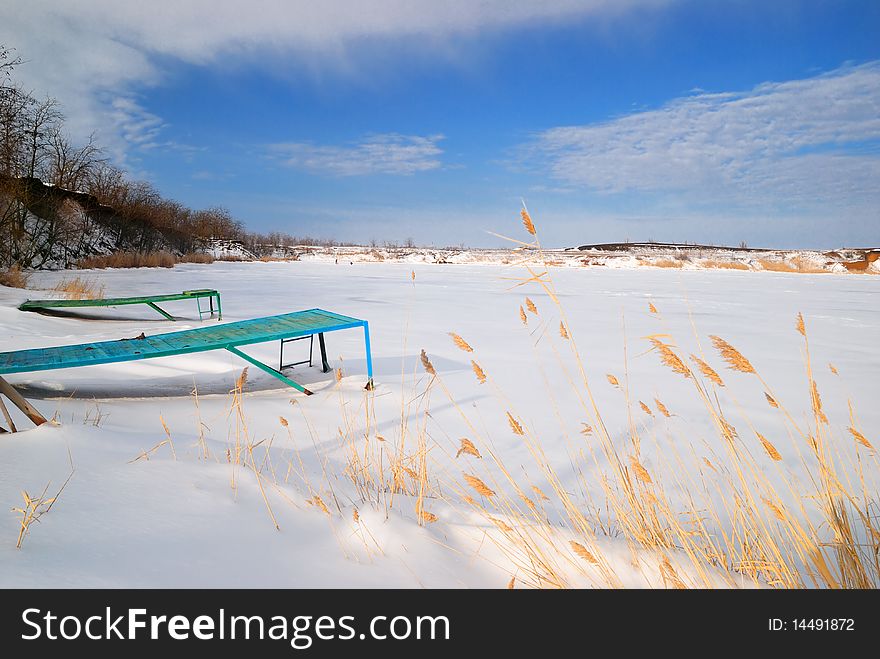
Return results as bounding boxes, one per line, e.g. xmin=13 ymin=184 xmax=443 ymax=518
xmin=0 ymin=1 xmax=672 ymax=162
xmin=524 ymin=62 xmax=880 ymax=213
xmin=269 ymin=134 xmax=445 ymax=176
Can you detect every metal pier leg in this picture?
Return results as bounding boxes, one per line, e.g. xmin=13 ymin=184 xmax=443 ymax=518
xmin=146 ymin=302 xmax=175 ymax=321
xmin=0 ymin=376 xmax=48 ymax=427
xmin=363 ymin=322 xmax=374 ymax=390
xmin=317 ymin=333 xmax=331 ymax=373
xmin=226 ymin=346 xmax=312 ymax=395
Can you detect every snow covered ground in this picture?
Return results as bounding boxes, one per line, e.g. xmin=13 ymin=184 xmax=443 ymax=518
xmin=0 ymin=261 xmax=877 ymax=588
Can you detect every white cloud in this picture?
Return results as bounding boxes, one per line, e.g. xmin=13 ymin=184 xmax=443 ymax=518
xmin=0 ymin=1 xmax=672 ymax=163
xmin=270 ymin=134 xmax=444 ymax=176
xmin=525 ymin=62 xmax=880 ymax=214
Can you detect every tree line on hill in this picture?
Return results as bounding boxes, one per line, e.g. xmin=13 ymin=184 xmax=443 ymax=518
xmin=0 ymin=45 xmax=334 ymax=270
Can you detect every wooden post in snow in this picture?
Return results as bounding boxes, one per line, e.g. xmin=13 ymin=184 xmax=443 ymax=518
xmin=0 ymin=376 xmax=47 ymax=428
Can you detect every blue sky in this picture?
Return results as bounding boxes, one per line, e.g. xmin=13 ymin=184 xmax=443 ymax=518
xmin=3 ymin=1 xmax=879 ymax=247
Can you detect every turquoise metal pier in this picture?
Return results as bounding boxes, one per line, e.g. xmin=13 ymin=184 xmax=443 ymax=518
xmin=0 ymin=308 xmax=374 ymax=429
xmin=19 ymin=289 xmax=222 ymax=321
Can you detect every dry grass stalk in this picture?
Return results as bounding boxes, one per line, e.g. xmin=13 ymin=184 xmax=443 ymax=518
xmin=420 ymin=349 xmax=436 ymax=375
xmin=654 ymin=399 xmax=671 ymax=418
xmin=519 ymin=306 xmax=528 ymax=325
xmin=559 ymin=321 xmax=569 ymax=339
xmin=757 ymin=433 xmax=782 ymax=461
xmin=606 ymin=373 xmax=620 ymax=387
xmin=630 ymin=456 xmax=653 ymax=484
xmin=531 ymin=485 xmax=550 ymax=501
xmin=849 ymin=427 xmax=874 ymax=451
xmin=450 ymin=333 xmax=474 ymax=352
xmin=765 ymin=392 xmax=779 ymax=408
xmin=570 ymin=541 xmax=599 ymax=564
xmin=690 ymin=355 xmax=724 ymax=387
xmin=464 ymin=474 xmax=496 ymax=497
xmin=521 ymin=208 xmax=536 ymax=236
xmin=796 ymin=313 xmax=806 ymax=337
xmin=456 ymin=438 xmax=482 ymax=459
xmin=639 ymin=401 xmax=654 ymax=416
xmin=471 ymin=360 xmax=487 ymax=384
xmin=525 ymin=297 xmax=538 ymax=315
xmin=507 ymin=412 xmax=525 ymax=436
xmin=710 ymin=335 xmax=756 ymax=374
xmin=702 ymin=457 xmax=717 ymax=472
xmin=649 ymin=338 xmax=692 ymax=378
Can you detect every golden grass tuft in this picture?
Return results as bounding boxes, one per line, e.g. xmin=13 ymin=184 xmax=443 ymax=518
xmin=848 ymin=427 xmax=873 ymax=451
xmin=710 ymin=335 xmax=756 ymax=374
xmin=177 ymin=252 xmax=214 ymax=264
xmin=471 ymin=360 xmax=487 ymax=384
xmin=525 ymin=297 xmax=538 ymax=315
xmin=456 ymin=438 xmax=482 ymax=459
xmin=49 ymin=276 xmax=104 ymax=300
xmin=701 ymin=259 xmax=750 ymax=270
xmin=507 ymin=576 xmax=516 ymax=589
xmin=279 ymin=416 xmax=288 ymax=427
xmin=580 ymin=423 xmax=594 ymax=435
xmin=646 ymin=259 xmax=683 ymax=269
xmin=648 ymin=301 xmax=658 ymax=314
xmin=450 ymin=332 xmax=473 ymax=352
xmin=507 ymin=412 xmax=525 ymax=436
xmin=762 ymin=497 xmax=786 ymax=521
xmin=531 ymin=485 xmax=550 ymax=501
xmin=630 ymin=456 xmax=653 ymax=484
xmin=570 ymin=541 xmax=599 ymax=564
xmin=654 ymin=398 xmax=671 ymax=418
xmin=521 ymin=208 xmax=536 ymax=236
xmin=649 ymin=338 xmax=692 ymax=378
xmin=78 ymin=251 xmax=176 ymax=269
xmin=420 ymin=349 xmax=436 ymax=376
xmin=307 ymin=495 xmax=331 ymax=515
xmin=639 ymin=401 xmax=654 ymax=416
xmin=519 ymin=305 xmax=528 ymax=325
xmin=418 ymin=509 xmax=439 ymax=524
xmin=765 ymin=392 xmax=779 ymax=408
xmin=659 ymin=557 xmax=687 ymax=589
xmin=606 ymin=373 xmax=620 ymax=387
xmin=690 ymin=354 xmax=724 ymax=386
xmin=811 ymin=380 xmax=828 ymax=424
xmin=757 ymin=433 xmax=782 ymax=461
xmin=828 ymin=363 xmax=838 ymax=375
xmin=559 ymin=321 xmax=569 ymax=339
xmin=0 ymin=264 xmax=30 ymax=289
xmin=464 ymin=473 xmax=496 ymax=498
xmin=796 ymin=312 xmax=806 ymax=337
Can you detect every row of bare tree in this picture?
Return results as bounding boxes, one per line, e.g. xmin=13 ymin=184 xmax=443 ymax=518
xmin=1 ymin=46 xmax=249 ymax=268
